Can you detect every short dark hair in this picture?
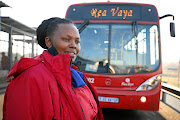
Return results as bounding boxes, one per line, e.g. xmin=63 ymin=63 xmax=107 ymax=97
xmin=36 ymin=17 xmax=74 ymax=49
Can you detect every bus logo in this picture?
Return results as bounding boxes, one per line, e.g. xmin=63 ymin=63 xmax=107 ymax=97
xmin=121 ymin=78 xmax=134 ymax=87
xmin=125 ymin=78 xmax=130 ymax=83
xmin=105 ymin=78 xmax=112 ymax=85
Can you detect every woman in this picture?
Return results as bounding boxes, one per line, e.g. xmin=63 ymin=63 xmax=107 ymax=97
xmin=3 ymin=17 xmax=104 ymax=120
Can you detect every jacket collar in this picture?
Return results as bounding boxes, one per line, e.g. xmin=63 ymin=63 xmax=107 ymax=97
xmin=41 ymin=51 xmax=85 ymax=119
xmin=41 ymin=51 xmax=71 ymax=73
xmin=7 ymin=50 xmax=79 ymax=81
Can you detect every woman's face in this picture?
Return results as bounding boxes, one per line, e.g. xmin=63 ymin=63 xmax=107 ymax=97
xmin=50 ymin=24 xmax=81 ymax=62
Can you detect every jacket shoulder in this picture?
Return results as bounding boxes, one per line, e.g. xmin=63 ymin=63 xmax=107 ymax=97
xmin=3 ymin=62 xmax=57 ymax=120
xmin=18 ymin=61 xmax=55 ymax=84
xmin=7 ymin=55 xmax=42 ymax=79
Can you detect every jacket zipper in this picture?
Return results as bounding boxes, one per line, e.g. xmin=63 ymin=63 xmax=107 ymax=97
xmin=71 ymin=86 xmax=86 ymax=120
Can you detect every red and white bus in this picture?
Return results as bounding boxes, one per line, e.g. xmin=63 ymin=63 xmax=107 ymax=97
xmin=66 ymin=2 xmax=175 ymax=111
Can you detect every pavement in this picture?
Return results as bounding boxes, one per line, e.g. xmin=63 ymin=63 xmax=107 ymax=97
xmin=0 ymin=94 xmax=4 ymax=120
xmin=158 ymin=101 xmax=180 ymax=120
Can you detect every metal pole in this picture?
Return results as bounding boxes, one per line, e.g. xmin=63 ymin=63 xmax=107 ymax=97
xmin=108 ymin=24 xmax=112 ymax=73
xmin=32 ymin=37 xmax=34 ymax=57
xmin=8 ymin=28 xmax=12 ymax=70
xmin=36 ymin=42 xmax=38 ymax=56
xmin=23 ymin=34 xmax=25 ymax=57
xmin=0 ymin=8 xmax=1 ymax=37
xmin=178 ymin=60 xmax=180 ymax=87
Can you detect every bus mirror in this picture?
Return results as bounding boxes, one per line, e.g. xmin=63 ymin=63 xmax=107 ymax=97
xmin=170 ymin=22 xmax=175 ymax=37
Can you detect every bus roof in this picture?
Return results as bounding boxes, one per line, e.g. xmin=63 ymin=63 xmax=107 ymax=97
xmin=66 ymin=2 xmax=159 ymax=22
xmin=67 ymin=2 xmax=157 ymax=7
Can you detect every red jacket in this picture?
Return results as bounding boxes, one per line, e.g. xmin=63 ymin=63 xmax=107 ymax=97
xmin=3 ymin=51 xmax=104 ymax=120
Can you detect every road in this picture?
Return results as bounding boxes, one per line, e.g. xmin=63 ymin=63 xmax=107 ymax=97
xmin=102 ymin=108 xmax=165 ymax=120
xmin=102 ymin=101 xmax=180 ymax=120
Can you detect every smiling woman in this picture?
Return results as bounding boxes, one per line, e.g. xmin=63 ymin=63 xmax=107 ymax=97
xmin=2 ymin=17 xmax=104 ymax=120
xmin=45 ymin=23 xmax=81 ymax=62
xmin=36 ymin=17 xmax=81 ymax=62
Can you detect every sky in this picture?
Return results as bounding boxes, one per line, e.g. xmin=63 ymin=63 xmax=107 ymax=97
xmin=1 ymin=0 xmax=179 ymax=63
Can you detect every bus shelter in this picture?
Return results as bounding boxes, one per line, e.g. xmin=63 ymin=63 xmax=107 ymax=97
xmin=0 ymin=1 xmax=44 ymax=90
xmin=0 ymin=17 xmax=39 ymax=70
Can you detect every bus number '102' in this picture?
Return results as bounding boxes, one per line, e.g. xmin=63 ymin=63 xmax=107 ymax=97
xmin=91 ymin=7 xmax=133 ymax=19
xmin=87 ymin=77 xmax=95 ymax=83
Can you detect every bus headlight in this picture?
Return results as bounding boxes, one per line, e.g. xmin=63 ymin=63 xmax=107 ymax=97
xmin=136 ymin=74 xmax=161 ymax=91
xmin=140 ymin=96 xmax=147 ymax=102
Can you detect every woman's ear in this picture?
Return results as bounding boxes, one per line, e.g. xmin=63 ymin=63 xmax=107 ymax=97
xmin=45 ymin=37 xmax=52 ymax=48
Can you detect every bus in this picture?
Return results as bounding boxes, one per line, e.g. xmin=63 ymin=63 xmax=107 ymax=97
xmin=65 ymin=2 xmax=175 ymax=111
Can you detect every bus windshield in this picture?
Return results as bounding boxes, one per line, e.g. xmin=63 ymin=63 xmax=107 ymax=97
xmin=75 ymin=23 xmax=160 ymax=75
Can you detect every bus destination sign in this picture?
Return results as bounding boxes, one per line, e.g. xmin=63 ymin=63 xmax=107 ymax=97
xmin=91 ymin=7 xmax=132 ymax=19
xmin=67 ymin=4 xmax=158 ymax=22
xmin=84 ymin=5 xmax=141 ymax=20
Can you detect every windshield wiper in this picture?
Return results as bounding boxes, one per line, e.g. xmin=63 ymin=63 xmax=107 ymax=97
xmin=78 ymin=20 xmax=89 ymax=33
xmin=132 ymin=21 xmax=138 ymax=64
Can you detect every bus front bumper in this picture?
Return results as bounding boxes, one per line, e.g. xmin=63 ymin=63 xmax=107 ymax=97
xmin=95 ymin=84 xmax=161 ymax=111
